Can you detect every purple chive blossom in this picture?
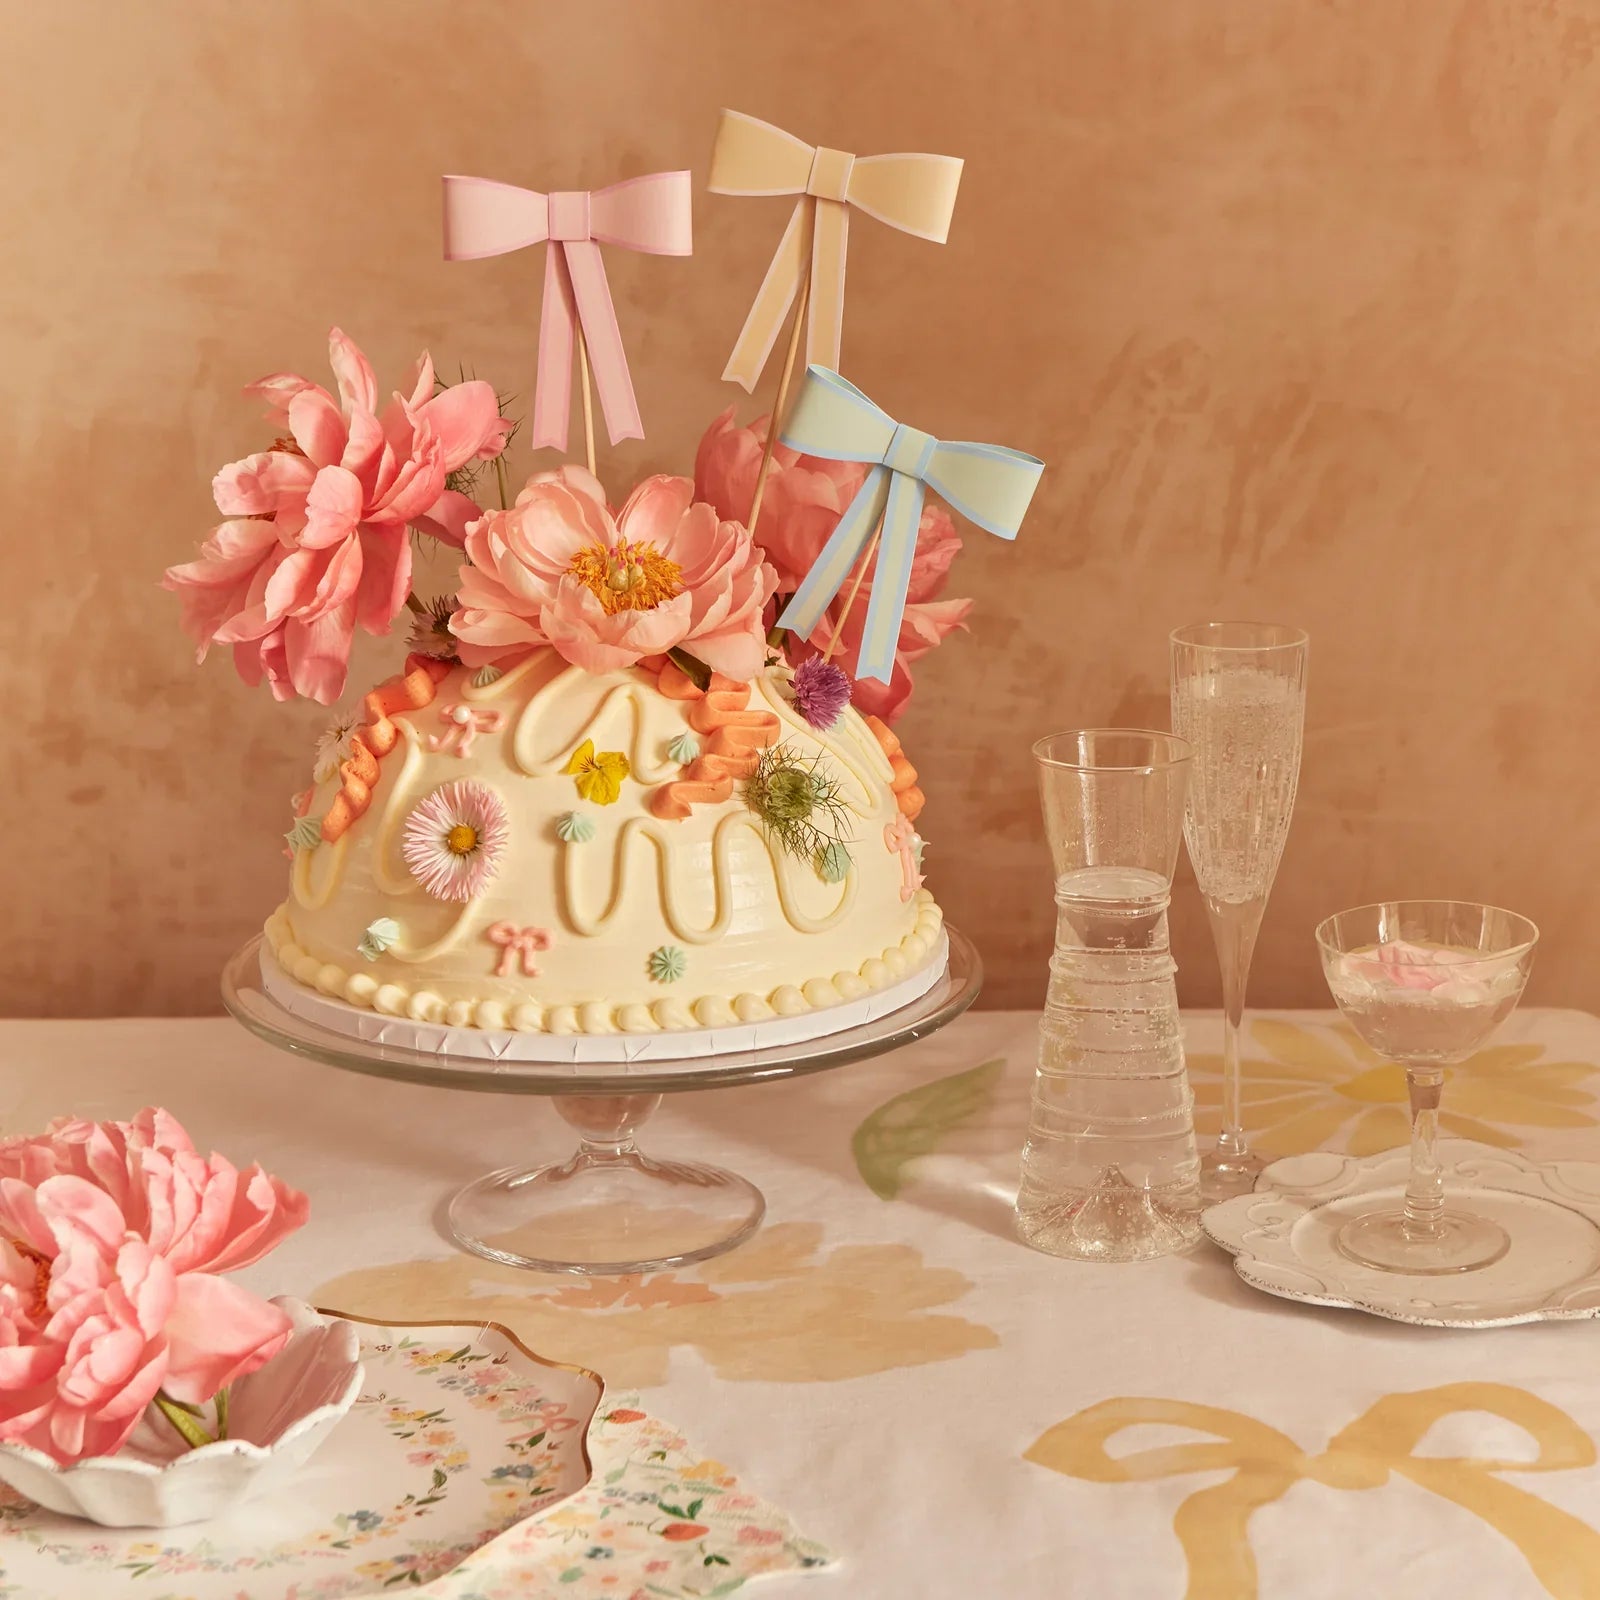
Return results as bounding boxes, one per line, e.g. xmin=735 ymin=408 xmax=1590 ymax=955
xmin=792 ymin=656 xmax=852 ymax=731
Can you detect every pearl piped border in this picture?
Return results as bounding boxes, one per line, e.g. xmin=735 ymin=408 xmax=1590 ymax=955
xmin=263 ymin=892 xmax=944 ymax=1037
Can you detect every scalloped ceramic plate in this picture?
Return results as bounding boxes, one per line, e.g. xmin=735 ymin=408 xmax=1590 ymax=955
xmin=0 ymin=1312 xmax=603 ymax=1600
xmin=1202 ymin=1141 xmax=1600 ymax=1327
xmin=0 ymin=1299 xmax=362 ymax=1528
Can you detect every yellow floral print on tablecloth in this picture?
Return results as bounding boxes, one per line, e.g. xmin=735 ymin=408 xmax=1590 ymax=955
xmin=1188 ymin=1018 xmax=1598 ymax=1158
xmin=316 ymin=1220 xmax=998 ymax=1387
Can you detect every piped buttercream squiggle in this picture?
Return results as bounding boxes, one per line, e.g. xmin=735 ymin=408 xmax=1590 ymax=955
xmin=753 ymin=674 xmax=882 ymax=815
xmin=864 ymin=714 xmax=925 ymax=821
xmin=369 ymin=724 xmax=427 ymax=895
xmin=382 ymin=899 xmax=480 ymax=963
xmin=512 ymin=663 xmax=681 ymax=782
xmin=564 ymin=812 xmax=854 ymax=941
xmin=649 ymin=663 xmax=780 ymax=820
xmin=290 ymin=833 xmax=349 ymax=910
xmin=320 ymin=655 xmax=454 ymax=843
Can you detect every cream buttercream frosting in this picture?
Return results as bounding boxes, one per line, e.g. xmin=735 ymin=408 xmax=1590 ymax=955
xmin=265 ymin=651 xmax=943 ymax=1039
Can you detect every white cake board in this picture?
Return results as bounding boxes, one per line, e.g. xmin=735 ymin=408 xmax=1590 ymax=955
xmin=259 ymin=935 xmax=951 ymax=1073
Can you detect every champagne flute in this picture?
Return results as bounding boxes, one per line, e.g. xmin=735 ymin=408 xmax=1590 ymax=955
xmin=1170 ymin=621 xmax=1308 ymax=1201
xmin=1316 ymin=901 xmax=1537 ymax=1273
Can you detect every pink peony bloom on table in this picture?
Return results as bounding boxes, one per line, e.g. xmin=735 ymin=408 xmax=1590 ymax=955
xmin=0 ymin=1110 xmax=306 ymax=1465
xmin=0 ymin=1107 xmax=310 ymax=1278
xmin=694 ymin=407 xmax=971 ymax=721
xmin=451 ymin=468 xmax=778 ymax=681
xmin=164 ymin=329 xmax=511 ymax=705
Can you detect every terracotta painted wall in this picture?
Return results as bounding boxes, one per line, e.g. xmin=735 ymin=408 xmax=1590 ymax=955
xmin=4 ymin=0 xmax=1597 ymax=1018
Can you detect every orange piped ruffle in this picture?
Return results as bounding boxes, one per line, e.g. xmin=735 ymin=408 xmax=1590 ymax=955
xmin=654 ymin=657 xmax=704 ymax=702
xmin=864 ymin=714 xmax=925 ymax=822
xmin=649 ymin=666 xmax=780 ymax=821
xmin=320 ymin=654 xmax=454 ymax=843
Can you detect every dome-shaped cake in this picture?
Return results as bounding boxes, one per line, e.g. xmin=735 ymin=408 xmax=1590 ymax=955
xmin=264 ymin=648 xmax=944 ymax=1055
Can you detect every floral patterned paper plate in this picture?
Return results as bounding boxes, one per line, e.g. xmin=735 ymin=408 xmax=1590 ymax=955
xmin=0 ymin=1312 xmax=603 ymax=1600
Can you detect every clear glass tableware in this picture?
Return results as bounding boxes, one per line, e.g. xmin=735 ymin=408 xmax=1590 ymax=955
xmin=1170 ymin=621 xmax=1308 ymax=1201
xmin=1016 ymin=731 xmax=1202 ymax=1261
xmin=1315 ymin=901 xmax=1538 ymax=1274
xmin=222 ymin=929 xmax=980 ymax=1277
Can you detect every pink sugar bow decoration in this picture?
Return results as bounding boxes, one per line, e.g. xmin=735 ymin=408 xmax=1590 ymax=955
xmin=486 ymin=923 xmax=553 ymax=978
xmin=884 ymin=813 xmax=925 ymax=903
xmin=0 ymin=1109 xmax=308 ymax=1465
xmin=427 ymin=703 xmax=506 ymax=758
xmin=442 ymin=172 xmax=693 ymax=451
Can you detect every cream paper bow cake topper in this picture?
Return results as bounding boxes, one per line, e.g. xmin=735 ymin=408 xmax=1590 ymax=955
xmin=708 ymin=109 xmax=964 ymax=391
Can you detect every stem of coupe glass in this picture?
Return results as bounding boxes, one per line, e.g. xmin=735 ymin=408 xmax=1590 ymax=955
xmin=1401 ymin=1064 xmax=1446 ymax=1238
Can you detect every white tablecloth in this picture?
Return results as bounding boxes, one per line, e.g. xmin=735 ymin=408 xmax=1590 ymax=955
xmin=6 ymin=1007 xmax=1600 ymax=1599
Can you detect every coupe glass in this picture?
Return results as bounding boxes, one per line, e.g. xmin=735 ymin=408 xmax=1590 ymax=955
xmin=1170 ymin=621 xmax=1308 ymax=1200
xmin=1315 ymin=901 xmax=1538 ymax=1274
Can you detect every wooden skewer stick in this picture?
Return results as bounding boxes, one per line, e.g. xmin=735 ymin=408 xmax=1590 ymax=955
xmin=746 ymin=269 xmax=812 ymax=541
xmin=821 ymin=515 xmax=884 ymax=666
xmin=577 ymin=323 xmax=598 ymax=481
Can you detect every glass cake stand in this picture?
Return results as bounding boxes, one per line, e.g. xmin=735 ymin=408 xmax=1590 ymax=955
xmin=221 ymin=930 xmax=981 ymax=1276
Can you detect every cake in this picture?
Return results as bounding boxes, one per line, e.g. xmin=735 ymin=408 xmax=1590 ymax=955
xmin=261 ymin=646 xmax=943 ymax=1056
xmin=165 ymin=135 xmax=1040 ymax=1061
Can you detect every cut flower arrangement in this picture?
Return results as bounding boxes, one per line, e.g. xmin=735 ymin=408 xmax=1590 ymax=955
xmin=0 ymin=1108 xmax=308 ymax=1467
xmin=164 ymin=330 xmax=977 ymax=719
xmin=159 ymin=328 xmax=973 ymax=1056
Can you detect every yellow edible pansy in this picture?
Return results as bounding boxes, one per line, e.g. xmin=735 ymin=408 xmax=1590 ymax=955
xmin=563 ymin=739 xmax=631 ymax=806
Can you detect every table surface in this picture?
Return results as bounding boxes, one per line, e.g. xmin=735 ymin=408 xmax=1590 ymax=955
xmin=6 ymin=1006 xmax=1600 ymax=1600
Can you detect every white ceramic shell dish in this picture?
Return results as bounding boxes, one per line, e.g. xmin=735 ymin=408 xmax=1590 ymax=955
xmin=1202 ymin=1141 xmax=1600 ymax=1328
xmin=0 ymin=1297 xmax=362 ymax=1527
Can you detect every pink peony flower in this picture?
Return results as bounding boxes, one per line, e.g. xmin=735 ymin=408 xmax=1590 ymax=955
xmin=0 ymin=1110 xmax=307 ymax=1464
xmin=164 ymin=329 xmax=511 ymax=705
xmin=0 ymin=1108 xmax=310 ymax=1276
xmin=694 ymin=407 xmax=863 ymax=592
xmin=451 ymin=468 xmax=777 ymax=681
xmin=694 ymin=408 xmax=970 ymax=721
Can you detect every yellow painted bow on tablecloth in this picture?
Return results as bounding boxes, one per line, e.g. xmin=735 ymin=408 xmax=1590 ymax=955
xmin=707 ymin=109 xmax=963 ymax=390
xmin=1026 ymin=1383 xmax=1600 ymax=1599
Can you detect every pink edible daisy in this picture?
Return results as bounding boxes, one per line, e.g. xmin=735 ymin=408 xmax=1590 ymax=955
xmin=401 ymin=780 xmax=509 ymax=901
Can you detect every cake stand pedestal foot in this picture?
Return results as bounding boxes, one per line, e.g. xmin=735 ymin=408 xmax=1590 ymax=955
xmin=445 ymin=1092 xmax=766 ymax=1276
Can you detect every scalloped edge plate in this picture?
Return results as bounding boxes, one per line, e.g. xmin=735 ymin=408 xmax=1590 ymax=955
xmin=1201 ymin=1141 xmax=1600 ymax=1327
xmin=0 ymin=1312 xmax=603 ymax=1600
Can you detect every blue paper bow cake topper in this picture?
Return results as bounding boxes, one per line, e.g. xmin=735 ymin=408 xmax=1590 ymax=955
xmin=776 ymin=367 xmax=1045 ymax=682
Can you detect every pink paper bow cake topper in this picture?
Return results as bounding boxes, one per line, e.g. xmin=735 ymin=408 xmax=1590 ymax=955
xmin=707 ymin=109 xmax=964 ymax=390
xmin=442 ymin=171 xmax=693 ymax=450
